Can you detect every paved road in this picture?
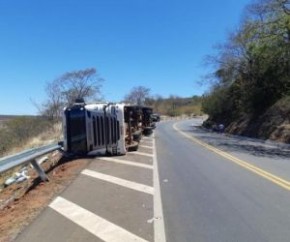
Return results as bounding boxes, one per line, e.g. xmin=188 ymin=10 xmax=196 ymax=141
xmin=15 ymin=118 xmax=290 ymax=242
xmin=156 ymin=119 xmax=290 ymax=242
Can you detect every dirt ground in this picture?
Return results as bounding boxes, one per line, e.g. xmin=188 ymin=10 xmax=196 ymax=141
xmin=0 ymin=152 xmax=91 ymax=242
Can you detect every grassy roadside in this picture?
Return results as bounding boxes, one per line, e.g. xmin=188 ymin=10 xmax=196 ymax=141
xmin=0 ymin=117 xmax=62 ymax=158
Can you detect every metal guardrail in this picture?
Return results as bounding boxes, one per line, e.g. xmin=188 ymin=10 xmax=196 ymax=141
xmin=0 ymin=143 xmax=62 ymax=181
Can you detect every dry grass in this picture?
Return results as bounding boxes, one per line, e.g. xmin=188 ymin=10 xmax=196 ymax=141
xmin=1 ymin=123 xmax=62 ymax=158
xmin=24 ymin=122 xmax=62 ymax=147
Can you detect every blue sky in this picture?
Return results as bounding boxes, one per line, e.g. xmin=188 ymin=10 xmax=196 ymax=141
xmin=0 ymin=0 xmax=250 ymax=115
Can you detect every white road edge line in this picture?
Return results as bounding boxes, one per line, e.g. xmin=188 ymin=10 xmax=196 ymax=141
xmin=153 ymin=133 xmax=167 ymax=242
xmin=49 ymin=196 xmax=149 ymax=242
xmin=131 ymin=151 xmax=153 ymax=157
xmin=139 ymin=145 xmax=153 ymax=149
xmin=81 ymin=169 xmax=154 ymax=195
xmin=99 ymin=157 xmax=153 ymax=170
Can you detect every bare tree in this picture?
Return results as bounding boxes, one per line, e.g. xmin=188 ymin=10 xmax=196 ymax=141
xmin=124 ymin=86 xmax=151 ymax=105
xmin=41 ymin=68 xmax=103 ymax=121
xmin=41 ymin=81 xmax=64 ymax=121
xmin=57 ymin=68 xmax=103 ymax=105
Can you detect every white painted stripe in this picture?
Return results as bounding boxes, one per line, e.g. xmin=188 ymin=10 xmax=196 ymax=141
xmin=139 ymin=145 xmax=153 ymax=149
xmin=131 ymin=151 xmax=153 ymax=157
xmin=99 ymin=157 xmax=153 ymax=170
xmin=49 ymin=196 xmax=149 ymax=242
xmin=142 ymin=136 xmax=153 ymax=139
xmin=141 ymin=139 xmax=153 ymax=143
xmin=81 ymin=169 xmax=154 ymax=195
xmin=141 ymin=142 xmax=153 ymax=146
xmin=142 ymin=139 xmax=153 ymax=142
xmin=153 ymin=134 xmax=167 ymax=242
xmin=141 ymin=143 xmax=153 ymax=147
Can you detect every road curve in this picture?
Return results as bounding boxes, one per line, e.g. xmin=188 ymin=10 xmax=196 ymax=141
xmin=156 ymin=119 xmax=290 ymax=242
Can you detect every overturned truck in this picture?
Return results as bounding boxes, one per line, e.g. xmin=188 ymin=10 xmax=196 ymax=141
xmin=62 ymin=100 xmax=157 ymax=156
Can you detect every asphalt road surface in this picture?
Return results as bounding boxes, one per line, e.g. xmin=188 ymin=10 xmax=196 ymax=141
xmin=156 ymin=119 xmax=290 ymax=242
xmin=15 ymin=118 xmax=290 ymax=242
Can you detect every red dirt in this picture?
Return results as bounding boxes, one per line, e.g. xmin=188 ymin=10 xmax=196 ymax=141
xmin=0 ymin=153 xmax=91 ymax=242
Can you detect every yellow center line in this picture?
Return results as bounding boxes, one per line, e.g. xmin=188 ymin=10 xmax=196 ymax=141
xmin=173 ymin=123 xmax=290 ymax=191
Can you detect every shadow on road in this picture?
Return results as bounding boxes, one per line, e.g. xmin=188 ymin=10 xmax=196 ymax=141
xmin=183 ymin=127 xmax=290 ymax=160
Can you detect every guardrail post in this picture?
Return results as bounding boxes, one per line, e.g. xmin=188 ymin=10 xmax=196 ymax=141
xmin=30 ymin=159 xmax=49 ymax=181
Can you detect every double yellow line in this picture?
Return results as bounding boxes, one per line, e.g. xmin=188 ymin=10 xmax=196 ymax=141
xmin=173 ymin=123 xmax=290 ymax=191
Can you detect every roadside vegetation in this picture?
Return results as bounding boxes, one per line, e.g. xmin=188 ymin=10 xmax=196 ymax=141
xmin=123 ymin=86 xmax=203 ymax=117
xmin=0 ymin=116 xmax=61 ymax=158
xmin=147 ymin=95 xmax=203 ymax=117
xmin=202 ymin=0 xmax=290 ymax=142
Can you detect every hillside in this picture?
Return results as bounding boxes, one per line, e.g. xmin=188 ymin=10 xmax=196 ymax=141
xmin=224 ymin=96 xmax=290 ymax=143
xmin=203 ymin=96 xmax=290 ymax=144
xmin=0 ymin=115 xmax=18 ymax=120
xmin=148 ymin=95 xmax=203 ymax=117
xmin=0 ymin=115 xmax=18 ymax=127
xmin=0 ymin=115 xmax=37 ymax=125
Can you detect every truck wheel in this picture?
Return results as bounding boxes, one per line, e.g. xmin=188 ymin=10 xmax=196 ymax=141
xmin=127 ymin=141 xmax=139 ymax=152
xmin=133 ymin=132 xmax=142 ymax=142
xmin=143 ymin=127 xmax=153 ymax=136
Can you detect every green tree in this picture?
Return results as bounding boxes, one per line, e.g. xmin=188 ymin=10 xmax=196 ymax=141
xmin=203 ymin=0 xmax=290 ymax=121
